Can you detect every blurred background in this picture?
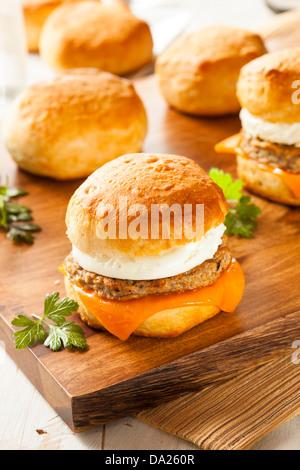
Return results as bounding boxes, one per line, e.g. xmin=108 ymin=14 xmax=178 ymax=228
xmin=1 ymin=0 xmax=300 ymax=111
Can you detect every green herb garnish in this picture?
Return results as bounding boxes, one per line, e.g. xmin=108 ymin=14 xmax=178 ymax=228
xmin=11 ymin=292 xmax=88 ymax=352
xmin=0 ymin=179 xmax=41 ymax=244
xmin=209 ymin=168 xmax=261 ymax=238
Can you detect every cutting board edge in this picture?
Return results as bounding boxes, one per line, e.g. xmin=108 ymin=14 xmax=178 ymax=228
xmin=2 ymin=293 xmax=300 ymax=432
xmin=69 ymin=308 xmax=300 ymax=431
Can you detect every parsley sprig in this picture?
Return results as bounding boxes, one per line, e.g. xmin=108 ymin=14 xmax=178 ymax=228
xmin=209 ymin=168 xmax=261 ymax=238
xmin=11 ymin=292 xmax=88 ymax=352
xmin=0 ymin=179 xmax=41 ymax=244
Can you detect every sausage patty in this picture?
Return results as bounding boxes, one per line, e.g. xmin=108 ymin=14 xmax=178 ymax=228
xmin=241 ymin=131 xmax=300 ymax=173
xmin=64 ymin=237 xmax=231 ymax=301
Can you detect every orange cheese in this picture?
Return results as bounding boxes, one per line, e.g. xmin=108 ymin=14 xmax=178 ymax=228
xmin=267 ymin=166 xmax=300 ymax=199
xmin=215 ymin=132 xmax=300 ymax=199
xmin=69 ymin=259 xmax=245 ymax=341
xmin=214 ymin=133 xmax=243 ymax=154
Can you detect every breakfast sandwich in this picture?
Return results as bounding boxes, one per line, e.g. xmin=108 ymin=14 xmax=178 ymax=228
xmin=60 ymin=153 xmax=245 ymax=341
xmin=215 ymin=48 xmax=300 ymax=205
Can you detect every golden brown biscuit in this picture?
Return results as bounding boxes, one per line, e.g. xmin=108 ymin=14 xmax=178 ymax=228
xmin=22 ymin=0 xmax=97 ymax=52
xmin=39 ymin=1 xmax=153 ymax=75
xmin=22 ymin=0 xmax=63 ymax=52
xmin=155 ymin=25 xmax=267 ymax=116
xmin=237 ymin=47 xmax=300 ymax=124
xmin=236 ymin=155 xmax=300 ymax=206
xmin=3 ymin=69 xmax=147 ymax=180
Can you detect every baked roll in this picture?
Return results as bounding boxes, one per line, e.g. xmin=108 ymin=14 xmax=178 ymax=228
xmin=39 ymin=1 xmax=153 ymax=75
xmin=155 ymin=25 xmax=267 ymax=116
xmin=3 ymin=69 xmax=147 ymax=180
xmin=22 ymin=0 xmax=97 ymax=52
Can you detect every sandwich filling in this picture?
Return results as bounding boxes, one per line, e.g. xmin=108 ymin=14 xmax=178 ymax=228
xmin=64 ymin=237 xmax=231 ymax=301
xmin=71 ymin=223 xmax=226 ymax=281
xmin=62 ymin=235 xmax=244 ymax=340
xmin=215 ymin=118 xmax=300 ymax=200
xmin=68 ymin=258 xmax=244 ymax=340
xmin=239 ymin=109 xmax=300 ymax=174
xmin=240 ymin=132 xmax=300 ymax=174
xmin=240 ymin=108 xmax=300 ymax=148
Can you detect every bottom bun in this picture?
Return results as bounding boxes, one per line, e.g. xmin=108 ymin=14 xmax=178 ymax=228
xmin=65 ymin=276 xmax=220 ymax=339
xmin=237 ymin=155 xmax=300 ymax=206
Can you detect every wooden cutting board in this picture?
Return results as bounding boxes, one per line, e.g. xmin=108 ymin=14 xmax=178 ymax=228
xmin=1 ymin=16 xmax=300 ymax=432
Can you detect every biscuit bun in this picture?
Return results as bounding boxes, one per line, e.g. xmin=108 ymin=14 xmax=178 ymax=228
xmin=65 ymin=153 xmax=228 ymax=258
xmin=155 ymin=25 xmax=267 ymax=116
xmin=237 ymin=48 xmax=300 ymax=124
xmin=64 ymin=275 xmax=221 ymax=338
xmin=3 ymin=69 xmax=147 ymax=180
xmin=236 ymin=155 xmax=300 ymax=206
xmin=22 ymin=0 xmax=96 ymax=52
xmin=39 ymin=1 xmax=153 ymax=75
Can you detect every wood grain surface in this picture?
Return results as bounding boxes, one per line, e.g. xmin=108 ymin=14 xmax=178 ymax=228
xmin=1 ymin=63 xmax=300 ymax=430
xmin=138 ymin=355 xmax=300 ymax=450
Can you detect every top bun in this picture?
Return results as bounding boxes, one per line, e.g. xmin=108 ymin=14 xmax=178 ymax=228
xmin=66 ymin=153 xmax=228 ymax=259
xmin=39 ymin=1 xmax=153 ymax=75
xmin=237 ymin=48 xmax=300 ymax=123
xmin=155 ymin=25 xmax=267 ymax=116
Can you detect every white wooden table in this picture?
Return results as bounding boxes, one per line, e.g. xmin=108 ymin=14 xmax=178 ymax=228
xmin=2 ymin=0 xmax=300 ymax=450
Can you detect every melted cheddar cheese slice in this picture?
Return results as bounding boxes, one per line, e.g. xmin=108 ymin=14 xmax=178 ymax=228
xmin=214 ymin=133 xmax=243 ymax=154
xmin=68 ymin=259 xmax=245 ymax=341
xmin=215 ymin=133 xmax=300 ymax=199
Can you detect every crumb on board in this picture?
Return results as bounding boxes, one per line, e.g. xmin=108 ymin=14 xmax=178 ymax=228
xmin=36 ymin=429 xmax=48 ymax=435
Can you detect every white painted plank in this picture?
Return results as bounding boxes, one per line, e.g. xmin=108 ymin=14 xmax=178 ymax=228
xmin=104 ymin=417 xmax=198 ymax=450
xmin=0 ymin=345 xmax=103 ymax=450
